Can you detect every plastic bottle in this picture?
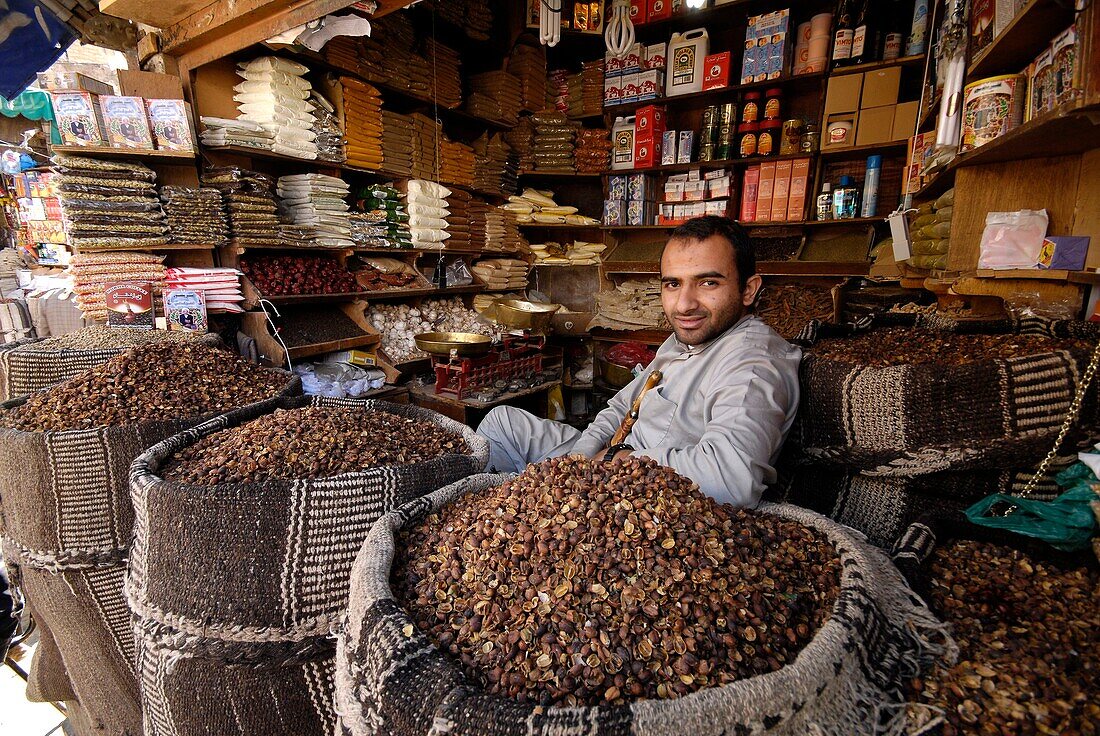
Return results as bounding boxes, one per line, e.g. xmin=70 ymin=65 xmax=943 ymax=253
xmin=833 ymin=175 xmax=861 ymax=219
xmin=816 ymin=182 xmax=834 ymax=220
xmin=861 ymin=155 xmax=882 ymax=217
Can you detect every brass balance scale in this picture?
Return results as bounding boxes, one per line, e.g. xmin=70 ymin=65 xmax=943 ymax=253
xmin=414 ymin=299 xmax=562 ymax=401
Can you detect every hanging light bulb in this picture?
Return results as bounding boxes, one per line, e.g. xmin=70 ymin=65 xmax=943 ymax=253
xmin=605 ymin=0 xmax=634 ymax=58
xmin=685 ymin=0 xmax=707 ymax=8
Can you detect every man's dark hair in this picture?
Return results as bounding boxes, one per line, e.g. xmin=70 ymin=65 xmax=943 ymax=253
xmin=667 ymin=216 xmax=755 ymax=289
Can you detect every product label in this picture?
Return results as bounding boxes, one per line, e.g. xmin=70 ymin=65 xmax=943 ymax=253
xmin=884 ymin=32 xmax=903 ymax=60
xmin=759 ymin=132 xmax=775 ymax=156
xmin=672 ymin=47 xmax=696 ymax=87
xmin=851 ymin=26 xmax=868 ymax=58
xmin=105 ymin=281 xmax=155 ymax=330
xmin=833 ymin=29 xmax=853 ymax=60
xmin=743 ymin=101 xmax=759 ymax=123
xmin=164 ymin=289 xmax=208 ymax=333
xmin=740 ymin=133 xmax=757 ymax=157
xmin=765 ymin=98 xmax=780 ymax=119
xmin=614 ymin=130 xmax=635 ymax=164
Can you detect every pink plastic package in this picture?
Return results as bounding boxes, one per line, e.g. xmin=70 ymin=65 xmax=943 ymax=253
xmin=977 ymin=209 xmax=1050 ymax=270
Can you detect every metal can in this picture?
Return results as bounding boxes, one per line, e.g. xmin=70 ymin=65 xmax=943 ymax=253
xmin=799 ymin=123 xmax=820 ymax=153
xmin=780 ymin=119 xmax=803 ymax=155
xmin=699 ymin=143 xmax=715 ymax=162
xmin=718 ymin=102 xmax=736 ymax=126
xmin=701 ymin=105 xmax=719 ymax=129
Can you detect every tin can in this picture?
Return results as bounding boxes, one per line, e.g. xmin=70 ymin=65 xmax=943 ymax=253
xmin=962 ymin=74 xmax=1026 ymax=152
xmin=718 ymin=102 xmax=736 ymax=126
xmin=780 ymin=119 xmax=803 ymax=155
xmin=699 ymin=143 xmax=715 ymax=162
xmin=701 ymin=105 xmax=719 ymax=129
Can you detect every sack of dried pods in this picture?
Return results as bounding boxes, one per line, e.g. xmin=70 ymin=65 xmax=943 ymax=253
xmin=127 ymin=397 xmax=488 ymax=736
xmin=335 ymin=459 xmax=952 ymax=736
xmin=0 ymin=343 xmax=299 ymax=736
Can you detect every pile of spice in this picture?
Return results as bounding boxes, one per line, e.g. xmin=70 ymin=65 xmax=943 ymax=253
xmin=809 ymin=328 xmax=1093 ymax=367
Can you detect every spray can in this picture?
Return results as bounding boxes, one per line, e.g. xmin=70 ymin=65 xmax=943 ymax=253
xmin=906 ymin=0 xmax=930 ymax=56
xmin=861 ymin=155 xmax=882 ymax=218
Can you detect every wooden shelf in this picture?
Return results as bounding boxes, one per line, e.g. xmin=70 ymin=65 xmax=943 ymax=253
xmin=819 ymin=141 xmax=909 ymax=159
xmin=829 ymin=54 xmax=927 ymax=77
xmin=967 ymin=0 xmax=1077 ymax=80
xmin=519 ymin=170 xmax=603 ymax=179
xmin=803 ymin=217 xmax=886 ymax=227
xmin=257 ymin=283 xmax=485 ymax=306
xmin=590 ymin=328 xmax=672 ymax=345
xmin=73 ymin=243 xmax=215 ymax=252
xmin=519 ymin=223 xmax=602 ymax=229
xmin=604 ymin=70 xmax=826 ymax=115
xmin=286 ymin=333 xmax=381 ymax=361
xmin=912 ymin=166 xmax=956 ymax=201
xmin=52 ymin=145 xmax=196 ymax=160
xmin=604 ymin=218 xmax=878 ymax=231
xmin=606 ymin=151 xmax=813 ymax=176
xmin=201 ymin=144 xmax=393 ymax=176
xmin=974 ymin=269 xmax=1100 ymax=285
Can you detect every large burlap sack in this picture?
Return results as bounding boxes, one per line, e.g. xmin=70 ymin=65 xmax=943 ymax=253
xmin=335 ymin=473 xmax=954 ymax=736
xmin=775 ymin=463 xmax=1067 ymax=549
xmin=0 ymin=371 xmax=299 ymax=736
xmin=789 ymin=314 xmax=1100 ymax=475
xmin=127 ymin=396 xmax=488 ymax=736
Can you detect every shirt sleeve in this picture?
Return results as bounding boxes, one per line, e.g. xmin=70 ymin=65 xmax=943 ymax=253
xmin=631 ymin=354 xmax=797 ymax=508
xmin=569 ymin=370 xmax=646 ymax=458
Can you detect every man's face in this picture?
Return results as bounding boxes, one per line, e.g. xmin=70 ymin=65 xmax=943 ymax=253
xmin=660 ymin=235 xmax=760 ymax=346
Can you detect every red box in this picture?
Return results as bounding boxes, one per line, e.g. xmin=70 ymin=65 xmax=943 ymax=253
xmin=629 ymin=0 xmax=648 ymax=24
xmin=771 ymin=159 xmax=793 ymax=223
xmin=635 ymin=104 xmax=667 ymax=137
xmin=633 ymin=134 xmax=663 ymax=169
xmin=648 ymin=0 xmax=672 ymax=22
xmin=703 ymin=52 xmax=731 ymax=91
xmin=740 ymin=166 xmax=760 ymax=222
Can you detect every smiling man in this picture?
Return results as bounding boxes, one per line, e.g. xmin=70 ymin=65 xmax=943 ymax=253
xmin=476 ymin=216 xmax=802 ymax=507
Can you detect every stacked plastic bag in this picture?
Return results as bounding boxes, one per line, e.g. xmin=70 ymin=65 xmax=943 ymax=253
xmin=575 ymin=129 xmax=612 ymax=173
xmin=485 ymin=209 xmax=529 ymax=253
xmin=473 ymin=258 xmax=530 ymax=291
xmin=530 ymin=240 xmax=606 ymax=266
xmin=56 ymin=155 xmax=167 ymax=250
xmin=235 ymin=56 xmax=317 ymax=160
xmin=164 ymin=267 xmax=245 ymax=313
xmin=202 ymin=167 xmax=280 ymax=247
xmin=503 ymin=116 xmax=535 ymax=173
xmin=160 ymin=186 xmax=228 ymax=246
xmin=907 ymin=188 xmax=954 ymax=270
xmin=532 ymin=112 xmax=579 ymax=173
xmin=295 ymin=361 xmax=386 ymax=398
xmin=402 ymin=179 xmax=451 ymax=250
xmin=199 ymin=117 xmax=276 ymax=151
xmin=277 ymin=173 xmax=354 ymax=248
xmin=310 ymin=91 xmax=345 ymax=163
xmin=500 ymin=188 xmax=599 ymax=225
xmin=349 ymin=184 xmax=412 ymax=250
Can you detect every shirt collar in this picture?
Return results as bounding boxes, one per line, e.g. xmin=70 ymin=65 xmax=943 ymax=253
xmin=672 ymin=314 xmax=755 ymax=356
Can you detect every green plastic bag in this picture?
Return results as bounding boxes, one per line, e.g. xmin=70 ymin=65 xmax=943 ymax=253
xmin=966 ymin=464 xmax=1099 ymax=552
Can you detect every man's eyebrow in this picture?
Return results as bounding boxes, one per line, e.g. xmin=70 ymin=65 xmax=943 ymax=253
xmin=661 ymin=271 xmax=728 ymax=283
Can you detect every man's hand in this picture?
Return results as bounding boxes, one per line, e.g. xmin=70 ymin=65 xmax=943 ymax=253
xmin=594 ymin=445 xmax=634 ymax=462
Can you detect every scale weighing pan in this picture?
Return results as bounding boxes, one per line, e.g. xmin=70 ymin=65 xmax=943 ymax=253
xmin=414 ymin=332 xmax=494 ymax=358
xmin=490 ymin=299 xmax=561 ymax=332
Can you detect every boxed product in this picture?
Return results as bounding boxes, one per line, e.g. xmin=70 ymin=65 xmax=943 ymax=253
xmin=647 ymin=0 xmax=672 ymax=22
xmin=608 ymin=175 xmax=629 ymax=200
xmin=51 ymin=91 xmax=105 ymax=146
xmin=145 ymin=98 xmax=195 ymax=151
xmin=105 ymin=281 xmax=155 ymax=330
xmin=787 ymin=158 xmax=811 ymax=221
xmin=659 ymin=203 xmax=677 ymax=224
xmin=757 ymin=161 xmax=777 ymax=220
xmin=744 ymin=9 xmax=790 ymax=84
xmin=645 ymin=42 xmax=668 ymax=70
xmin=677 ymin=130 xmax=694 ymax=163
xmin=683 ymin=179 xmax=706 ymax=202
xmin=771 ymin=159 xmax=794 ymax=222
xmin=662 ymin=130 xmax=678 ymax=165
xmin=605 ymin=50 xmax=624 ymax=75
xmin=703 ymin=52 xmax=731 ymax=90
xmin=164 ymin=289 xmax=208 ymax=333
xmin=664 ymin=180 xmax=685 ymax=202
xmin=638 ymin=69 xmax=664 ymax=100
xmin=623 ymin=42 xmax=644 ymax=72
xmin=605 ymin=73 xmax=623 ymax=106
xmin=633 ymin=136 xmax=662 ymax=168
xmin=603 ymin=199 xmax=627 ymax=226
xmin=706 ymin=175 xmax=731 ymax=199
xmin=1051 ymin=25 xmax=1079 ymax=108
xmin=100 ymin=95 xmax=154 ymax=149
xmin=627 ymin=200 xmax=653 ymax=226
xmin=629 ymin=0 xmax=647 ymax=26
xmin=1030 ymin=47 xmax=1055 ymax=119
xmin=905 ymin=131 xmax=937 ymax=194
xmin=970 ymin=0 xmax=1021 ymax=57
xmin=621 ymin=72 xmax=641 ymax=103
xmin=1037 ymin=235 xmax=1090 ymax=270
xmin=635 ymin=104 xmax=667 ymax=137
xmin=704 ymin=200 xmax=729 ymax=217
xmin=741 ymin=45 xmax=760 ymax=86
xmin=37 ymin=70 xmax=114 ymax=95
xmin=627 ymin=173 xmax=656 ymax=201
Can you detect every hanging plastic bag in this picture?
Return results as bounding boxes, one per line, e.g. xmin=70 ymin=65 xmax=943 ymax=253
xmin=965 ymin=462 xmax=1099 ymax=552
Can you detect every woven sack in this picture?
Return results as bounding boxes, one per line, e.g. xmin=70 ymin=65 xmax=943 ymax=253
xmin=127 ymin=396 xmax=488 ymax=736
xmin=335 ymin=473 xmax=953 ymax=736
xmin=775 ymin=463 xmax=1066 ymax=549
xmin=0 ymin=333 xmax=222 ymax=402
xmin=789 ymin=314 xmax=1100 ymax=475
xmin=0 ymin=371 xmax=300 ymax=736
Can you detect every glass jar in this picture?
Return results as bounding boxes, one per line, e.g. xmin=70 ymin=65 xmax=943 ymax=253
xmin=758 ymin=119 xmax=783 ymax=156
xmin=799 ymin=123 xmax=820 ymax=153
xmin=741 ymin=91 xmax=761 ymax=123
xmin=780 ymin=119 xmax=804 ymax=155
xmin=739 ymin=122 xmax=760 ymax=157
xmin=764 ymin=88 xmax=783 ymax=120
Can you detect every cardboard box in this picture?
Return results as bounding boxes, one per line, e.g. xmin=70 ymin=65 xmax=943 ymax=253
xmin=627 ymin=173 xmax=656 ymax=201
xmin=629 ymin=0 xmax=647 ymax=25
xmin=635 ymin=105 xmax=667 ymax=137
xmin=703 ymin=52 xmax=731 ymax=90
xmin=683 ymin=180 xmax=706 ymax=202
xmin=659 ymin=203 xmax=677 ymax=224
xmin=623 ymin=43 xmax=644 ymax=73
xmin=605 ymin=50 xmax=624 ymax=75
xmin=757 ymin=161 xmax=777 ymax=222
xmin=647 ymin=0 xmax=672 ymax=22
xmin=621 ymin=72 xmax=641 ymax=103
xmin=1051 ymin=25 xmax=1078 ymax=108
xmin=704 ymin=200 xmax=730 ymax=217
xmin=627 ymin=200 xmax=652 ymax=226
xmin=905 ymin=131 xmax=937 ymax=194
xmin=824 ymin=74 xmax=863 ymax=115
xmin=892 ymin=101 xmax=920 ymax=141
xmin=633 ymin=135 xmax=662 ymax=168
xmin=105 ymin=281 xmax=155 ymax=329
xmin=664 ymin=180 xmax=685 ymax=202
xmin=145 ymin=98 xmax=194 ymax=151
xmin=771 ymin=159 xmax=793 ymax=222
xmin=608 ymin=175 xmax=628 ymax=200
xmin=645 ymin=42 xmax=667 ymax=69
xmin=1037 ymin=236 xmax=1090 ymax=270
xmin=51 ymin=91 xmax=105 ymax=146
xmin=706 ymin=175 xmax=731 ymax=199
xmin=787 ymin=158 xmax=811 ymax=221
xmin=861 ymin=68 xmax=901 ymax=109
xmin=662 ymin=130 xmax=678 ymax=165
xmin=604 ymin=73 xmax=623 ymax=106
xmin=856 ymin=105 xmax=895 ymax=146
xmin=740 ymin=166 xmax=760 ymax=222
xmin=100 ymin=95 xmax=154 ymax=149
xmin=677 ymin=130 xmax=695 ymax=163
xmin=638 ymin=69 xmax=664 ymax=99
xmin=37 ymin=70 xmax=113 ymax=95
xmin=603 ymin=199 xmax=627 ymax=226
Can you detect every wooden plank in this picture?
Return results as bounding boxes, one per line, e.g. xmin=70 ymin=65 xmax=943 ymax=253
xmin=1075 ymin=148 xmax=1100 ymax=269
xmin=51 ymin=145 xmax=195 ymax=160
xmin=951 ymin=276 xmax=1083 ymax=314
xmin=947 ymin=156 xmax=1083 ymax=272
xmin=100 ymin=0 xmax=214 ymax=30
xmin=967 ymin=0 xmax=1077 ymax=80
xmin=116 ymin=70 xmax=184 ymax=100
xmin=975 ymin=269 xmax=1100 ymax=284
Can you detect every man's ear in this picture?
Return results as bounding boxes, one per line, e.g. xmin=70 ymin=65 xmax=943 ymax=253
xmin=742 ymin=274 xmax=763 ymax=307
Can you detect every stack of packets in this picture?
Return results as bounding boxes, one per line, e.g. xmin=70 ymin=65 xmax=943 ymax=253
xmin=310 ymin=91 xmax=346 ymax=163
xmin=469 ymin=198 xmax=490 ymax=252
xmin=322 ymin=36 xmax=361 ymax=73
xmin=277 ymin=174 xmax=353 ymax=248
xmin=440 ymin=138 xmax=476 ymax=189
xmin=485 ymin=209 xmax=528 ymax=253
xmin=381 ymin=110 xmax=415 ymax=177
xmin=466 ymin=71 xmax=523 ymax=125
xmin=165 ymin=267 xmax=245 ymax=313
xmin=341 ymin=77 xmax=384 ymax=171
xmin=547 ymin=68 xmax=570 ymax=114
xmin=409 ymin=113 xmax=445 ymax=179
xmin=235 ymin=56 xmax=316 ymax=159
xmin=56 ymin=155 xmax=167 ymax=249
xmin=444 ymin=189 xmax=474 ymax=250
xmin=347 ymin=15 xmax=432 ymax=98
xmin=402 ymin=179 xmax=451 ymax=250
xmin=532 ymin=112 xmax=578 ymax=173
xmin=432 ymin=0 xmax=492 ymax=41
xmin=593 ymin=278 xmax=671 ymax=330
xmin=160 ymin=186 xmax=228 ymax=246
xmin=500 ymin=188 xmax=599 ymax=225
xmin=424 ymin=38 xmax=463 ymax=108
xmin=472 ymin=132 xmax=519 ymax=196
xmin=507 ymin=43 xmax=547 ymax=112
xmin=473 ymin=292 xmax=525 ymax=313
xmin=575 ymin=128 xmax=612 ymax=173
xmin=199 ymin=116 xmax=275 ymax=151
xmin=530 ymin=240 xmax=606 ymax=266
xmin=202 ymin=167 xmax=280 ymax=247
xmin=504 ymin=116 xmax=536 ymax=173
xmin=568 ymin=62 xmax=605 ymax=118
xmin=349 ymin=184 xmax=412 ymax=249
xmin=69 ymin=251 xmax=165 ymax=323
xmin=473 ymin=258 xmax=530 ymax=291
